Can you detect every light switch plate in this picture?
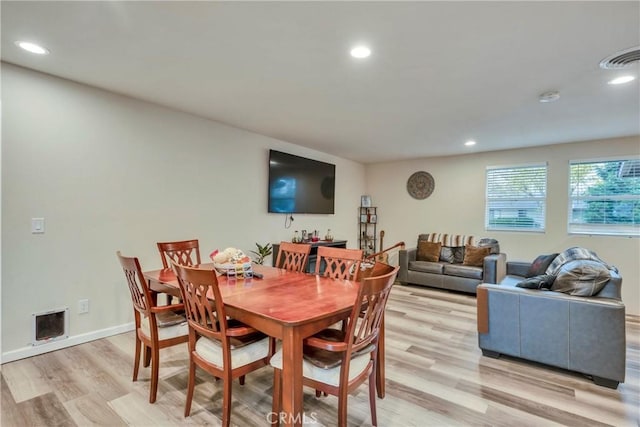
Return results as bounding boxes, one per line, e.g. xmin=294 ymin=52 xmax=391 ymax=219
xmin=31 ymin=218 xmax=45 ymax=234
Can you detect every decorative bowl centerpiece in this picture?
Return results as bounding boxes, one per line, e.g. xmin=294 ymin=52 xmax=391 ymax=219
xmin=210 ymin=247 xmax=253 ymax=278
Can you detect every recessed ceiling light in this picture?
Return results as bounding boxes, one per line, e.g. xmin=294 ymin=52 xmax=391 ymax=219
xmin=539 ymin=91 xmax=560 ymax=103
xmin=608 ymin=75 xmax=636 ymax=85
xmin=350 ymin=46 xmax=371 ymax=59
xmin=465 ymin=140 xmax=476 ymax=147
xmin=15 ymin=41 xmax=49 ymax=55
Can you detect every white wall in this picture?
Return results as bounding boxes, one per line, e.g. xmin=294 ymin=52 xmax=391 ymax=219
xmin=366 ymin=136 xmax=640 ymax=315
xmin=1 ymin=63 xmax=366 ymax=359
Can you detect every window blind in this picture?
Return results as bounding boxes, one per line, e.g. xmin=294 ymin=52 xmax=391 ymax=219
xmin=569 ymin=158 xmax=640 ymax=236
xmin=485 ymin=163 xmax=547 ymax=231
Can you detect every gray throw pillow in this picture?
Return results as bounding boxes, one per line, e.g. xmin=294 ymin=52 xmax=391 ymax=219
xmin=440 ymin=246 xmax=455 ymax=263
xmin=440 ymin=246 xmax=465 ymax=263
xmin=477 ymin=238 xmax=500 ymax=255
xmin=526 ymin=253 xmax=559 ymax=278
xmin=551 ymin=260 xmax=611 ymax=296
xmin=516 ymin=274 xmax=555 ymax=290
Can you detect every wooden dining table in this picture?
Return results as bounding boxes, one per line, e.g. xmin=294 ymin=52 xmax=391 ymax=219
xmin=143 ymin=263 xmax=364 ymax=427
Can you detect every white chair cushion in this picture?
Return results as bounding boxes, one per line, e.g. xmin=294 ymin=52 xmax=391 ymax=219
xmin=140 ymin=316 xmax=188 ymax=340
xmin=270 ymin=349 xmax=371 ymax=387
xmin=195 ymin=335 xmax=270 ymax=369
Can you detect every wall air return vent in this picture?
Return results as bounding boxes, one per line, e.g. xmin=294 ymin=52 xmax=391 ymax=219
xmin=599 ymin=46 xmax=640 ymax=69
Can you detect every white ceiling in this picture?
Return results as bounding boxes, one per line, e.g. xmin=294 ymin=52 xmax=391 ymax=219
xmin=2 ymin=1 xmax=639 ymax=163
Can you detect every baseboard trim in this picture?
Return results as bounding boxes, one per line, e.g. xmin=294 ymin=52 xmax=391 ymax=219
xmin=1 ymin=322 xmax=135 ymax=364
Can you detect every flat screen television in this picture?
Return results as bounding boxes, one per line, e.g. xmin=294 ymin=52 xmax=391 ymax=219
xmin=268 ymin=149 xmax=335 ymax=214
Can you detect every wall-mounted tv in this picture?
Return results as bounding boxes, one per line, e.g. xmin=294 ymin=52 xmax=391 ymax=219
xmin=268 ymin=149 xmax=335 ymax=214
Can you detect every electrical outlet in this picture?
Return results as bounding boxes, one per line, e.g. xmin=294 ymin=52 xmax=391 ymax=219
xmin=78 ymin=299 xmax=89 ymax=314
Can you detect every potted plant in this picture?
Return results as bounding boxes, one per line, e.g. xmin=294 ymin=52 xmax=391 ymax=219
xmin=250 ymin=242 xmax=273 ymax=265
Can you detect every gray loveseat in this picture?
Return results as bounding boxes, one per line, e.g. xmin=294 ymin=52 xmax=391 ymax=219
xmin=398 ymin=233 xmax=506 ymax=294
xmin=477 ymin=255 xmax=625 ymax=388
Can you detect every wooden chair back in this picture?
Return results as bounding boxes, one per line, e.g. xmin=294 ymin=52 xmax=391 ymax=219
xmin=116 ymin=251 xmax=152 ymax=320
xmin=315 ymin=246 xmax=363 ymax=280
xmin=172 ymin=262 xmax=227 ymax=342
xmin=359 ymin=260 xmax=396 ymax=280
xmin=274 ymin=242 xmax=311 ymax=272
xmin=157 ymin=239 xmax=201 ymax=269
xmin=346 ymin=265 xmax=399 ymax=354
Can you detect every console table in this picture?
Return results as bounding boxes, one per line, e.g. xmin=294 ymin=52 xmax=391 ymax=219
xmin=272 ymin=240 xmax=347 ymax=273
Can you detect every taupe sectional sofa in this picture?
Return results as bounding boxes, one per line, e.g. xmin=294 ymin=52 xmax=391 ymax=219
xmin=398 ymin=233 xmax=506 ymax=294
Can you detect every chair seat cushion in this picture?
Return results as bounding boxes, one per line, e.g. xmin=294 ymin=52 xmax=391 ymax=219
xmin=270 ymin=346 xmax=372 ymax=387
xmin=195 ymin=335 xmax=270 ymax=369
xmin=141 ymin=315 xmax=188 ymax=340
xmin=156 ymin=310 xmax=187 ymax=327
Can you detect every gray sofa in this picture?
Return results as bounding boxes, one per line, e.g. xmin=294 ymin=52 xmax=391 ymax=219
xmin=477 ymin=260 xmax=626 ymax=388
xmin=398 ymin=234 xmax=506 ymax=294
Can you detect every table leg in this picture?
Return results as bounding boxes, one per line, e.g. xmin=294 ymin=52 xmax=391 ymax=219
xmin=281 ymin=326 xmax=304 ymax=427
xmin=376 ymin=315 xmax=385 ymax=398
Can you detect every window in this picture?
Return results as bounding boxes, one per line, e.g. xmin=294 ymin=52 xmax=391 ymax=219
xmin=569 ymin=158 xmax=640 ymax=236
xmin=486 ymin=163 xmax=547 ymax=231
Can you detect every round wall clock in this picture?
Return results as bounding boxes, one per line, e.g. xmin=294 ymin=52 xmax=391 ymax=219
xmin=407 ymin=171 xmax=435 ymax=200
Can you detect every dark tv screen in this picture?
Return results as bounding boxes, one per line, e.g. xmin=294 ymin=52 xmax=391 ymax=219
xmin=268 ymin=150 xmax=335 ymax=214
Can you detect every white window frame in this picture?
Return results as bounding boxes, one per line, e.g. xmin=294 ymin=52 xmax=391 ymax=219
xmin=568 ymin=156 xmax=640 ymax=237
xmin=485 ymin=162 xmax=547 ymax=232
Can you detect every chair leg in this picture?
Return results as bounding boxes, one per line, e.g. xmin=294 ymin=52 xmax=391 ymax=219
xmin=149 ymin=346 xmax=160 ymax=403
xmin=239 ymin=375 xmax=245 ymax=385
xmin=184 ymin=360 xmax=196 ymax=417
xmin=143 ymin=345 xmax=151 ymax=367
xmin=369 ymin=369 xmax=378 ymax=426
xmin=132 ymin=336 xmax=141 ymax=381
xmin=222 ymin=374 xmax=233 ymax=427
xmin=338 ymin=386 xmax=349 ymax=427
xmin=271 ymin=368 xmax=281 ymax=427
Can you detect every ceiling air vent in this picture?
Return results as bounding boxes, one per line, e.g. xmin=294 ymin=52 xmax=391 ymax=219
xmin=600 ymin=46 xmax=640 ymax=69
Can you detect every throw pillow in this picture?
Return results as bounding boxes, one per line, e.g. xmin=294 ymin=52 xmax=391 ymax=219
xmin=477 ymin=238 xmax=500 ymax=255
xmin=462 ymin=245 xmax=491 ymax=267
xmin=452 ymin=246 xmax=465 ymax=263
xmin=516 ymin=274 xmax=556 ymax=289
xmin=526 ymin=253 xmax=559 ymax=278
xmin=417 ymin=241 xmax=441 ymax=262
xmin=550 ymin=260 xmax=611 ymax=297
xmin=440 ymin=246 xmax=455 ymax=263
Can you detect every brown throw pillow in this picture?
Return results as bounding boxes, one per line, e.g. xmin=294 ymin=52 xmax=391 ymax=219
xmin=463 ymin=245 xmax=491 ymax=267
xmin=417 ymin=241 xmax=441 ymax=262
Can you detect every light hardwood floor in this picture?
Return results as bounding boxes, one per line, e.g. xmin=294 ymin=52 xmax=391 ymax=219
xmin=2 ymin=284 xmax=639 ymax=426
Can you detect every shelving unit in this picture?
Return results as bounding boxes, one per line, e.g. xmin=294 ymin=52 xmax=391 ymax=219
xmin=359 ymin=206 xmax=377 ymax=256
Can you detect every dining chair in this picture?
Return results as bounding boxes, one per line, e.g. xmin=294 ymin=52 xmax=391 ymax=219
xmin=172 ymin=262 xmax=273 ymax=426
xmin=270 ymin=265 xmax=400 ymax=427
xmin=116 ymin=251 xmax=188 ymax=404
xmin=315 ymin=246 xmax=363 ymax=281
xmin=274 ymin=241 xmax=311 ymax=272
xmin=157 ymin=239 xmax=201 ymax=269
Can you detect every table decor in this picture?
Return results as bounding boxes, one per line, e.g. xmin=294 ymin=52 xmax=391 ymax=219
xmin=210 ymin=247 xmax=254 ymax=278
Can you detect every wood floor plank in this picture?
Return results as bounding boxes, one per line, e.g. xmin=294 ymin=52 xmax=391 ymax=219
xmin=1 ymin=375 xmax=29 ymax=427
xmin=1 ymin=284 xmax=638 ymax=426
xmin=16 ymin=391 xmax=76 ymax=427
xmin=62 ymin=392 xmax=127 ymax=427
xmin=2 ymin=357 xmax=52 ymax=403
